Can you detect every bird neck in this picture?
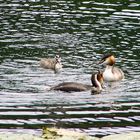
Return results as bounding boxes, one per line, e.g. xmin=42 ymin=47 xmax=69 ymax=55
xmin=92 ymin=74 xmax=102 ymax=90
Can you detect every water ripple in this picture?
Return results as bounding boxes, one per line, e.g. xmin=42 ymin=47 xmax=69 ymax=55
xmin=0 ymin=0 xmax=140 ymax=137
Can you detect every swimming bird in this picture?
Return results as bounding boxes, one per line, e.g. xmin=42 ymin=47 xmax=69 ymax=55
xmin=40 ymin=55 xmax=62 ymax=72
xmin=50 ymin=71 xmax=104 ymax=94
xmin=99 ymin=54 xmax=124 ymax=82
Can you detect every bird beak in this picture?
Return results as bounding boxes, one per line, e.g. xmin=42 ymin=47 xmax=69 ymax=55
xmin=97 ymin=58 xmax=106 ymax=65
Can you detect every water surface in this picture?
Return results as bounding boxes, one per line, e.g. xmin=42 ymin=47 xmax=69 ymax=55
xmin=0 ymin=0 xmax=140 ymax=137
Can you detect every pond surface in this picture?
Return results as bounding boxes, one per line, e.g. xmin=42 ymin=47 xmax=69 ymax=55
xmin=0 ymin=0 xmax=140 ymax=137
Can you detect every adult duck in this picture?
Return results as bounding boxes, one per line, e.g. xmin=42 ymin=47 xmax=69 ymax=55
xmin=99 ymin=54 xmax=124 ymax=82
xmin=50 ymin=71 xmax=104 ymax=94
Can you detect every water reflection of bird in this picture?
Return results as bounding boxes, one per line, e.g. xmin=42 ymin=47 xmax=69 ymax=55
xmin=50 ymin=71 xmax=104 ymax=94
xmin=99 ymin=54 xmax=124 ymax=82
xmin=40 ymin=55 xmax=62 ymax=72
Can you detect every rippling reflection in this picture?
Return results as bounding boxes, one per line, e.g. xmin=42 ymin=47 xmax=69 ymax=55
xmin=0 ymin=0 xmax=140 ymax=137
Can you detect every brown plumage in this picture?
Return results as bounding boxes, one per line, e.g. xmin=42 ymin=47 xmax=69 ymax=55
xmin=40 ymin=55 xmax=62 ymax=72
xmin=50 ymin=71 xmax=104 ymax=94
xmin=99 ymin=54 xmax=124 ymax=81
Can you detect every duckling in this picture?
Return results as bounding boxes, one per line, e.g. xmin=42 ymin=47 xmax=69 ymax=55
xmin=99 ymin=54 xmax=124 ymax=82
xmin=50 ymin=71 xmax=104 ymax=94
xmin=40 ymin=55 xmax=62 ymax=72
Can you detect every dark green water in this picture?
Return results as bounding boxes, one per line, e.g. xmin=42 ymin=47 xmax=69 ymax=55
xmin=0 ymin=0 xmax=140 ymax=137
